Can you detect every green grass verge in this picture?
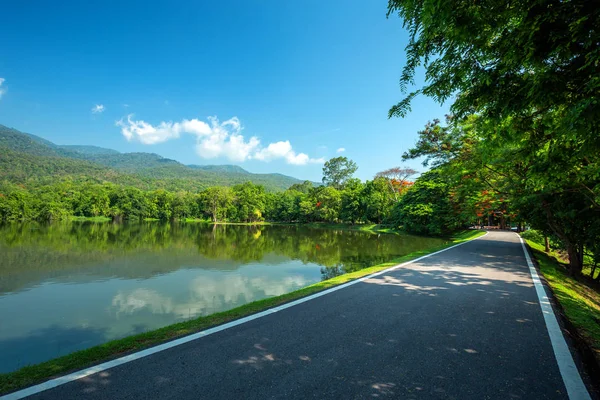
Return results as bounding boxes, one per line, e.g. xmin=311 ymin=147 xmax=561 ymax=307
xmin=0 ymin=229 xmax=484 ymax=395
xmin=181 ymin=217 xmax=211 ymax=223
xmin=68 ymin=216 xmax=112 ymax=222
xmin=178 ymin=221 xmax=393 ymax=230
xmin=524 ymin=239 xmax=600 ymax=360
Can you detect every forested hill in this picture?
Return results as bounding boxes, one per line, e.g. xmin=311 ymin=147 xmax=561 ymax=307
xmin=0 ymin=124 xmax=310 ymax=191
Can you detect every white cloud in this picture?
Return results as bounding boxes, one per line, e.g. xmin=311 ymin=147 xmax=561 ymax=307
xmin=181 ymin=118 xmax=211 ymax=136
xmin=0 ymin=78 xmax=6 ymax=99
xmin=111 ymin=274 xmax=311 ymax=320
xmin=195 ymin=117 xmax=260 ymax=161
xmin=116 ymin=114 xmax=182 ymax=144
xmin=91 ymin=104 xmax=105 ymax=114
xmin=336 ymin=147 xmax=346 ymax=153
xmin=254 ymin=141 xmax=293 ymax=161
xmin=116 ymin=115 xmax=324 ymax=165
xmin=254 ymin=141 xmax=323 ymax=165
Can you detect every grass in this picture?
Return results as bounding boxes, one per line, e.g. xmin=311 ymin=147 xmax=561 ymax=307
xmin=278 ymin=222 xmax=399 ymax=234
xmin=177 ymin=221 xmax=394 ymax=230
xmin=524 ymin=239 xmax=600 ymax=362
xmin=0 ymin=229 xmax=484 ymax=395
xmin=68 ymin=216 xmax=112 ymax=222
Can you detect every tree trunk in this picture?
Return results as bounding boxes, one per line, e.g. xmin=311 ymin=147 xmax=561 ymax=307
xmin=542 ymin=200 xmax=581 ymax=274
xmin=387 ymin=180 xmax=398 ymax=202
xmin=566 ymin=243 xmax=584 ymax=275
xmin=544 ymin=236 xmax=550 ymax=252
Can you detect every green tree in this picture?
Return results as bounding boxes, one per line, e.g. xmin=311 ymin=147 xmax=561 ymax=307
xmin=266 ymin=190 xmax=303 ymax=222
xmin=200 ymin=187 xmax=233 ymax=222
xmin=109 ymin=186 xmax=148 ymax=221
xmin=340 ymin=179 xmax=364 ymax=224
xmin=231 ymin=182 xmax=266 ymax=223
xmin=388 ymin=0 xmax=600 ymax=272
xmin=362 ymin=178 xmax=395 ymax=224
xmin=390 ymin=171 xmax=468 ymax=236
xmin=387 ymin=0 xmax=600 ymax=141
xmin=312 ymin=186 xmax=342 ymax=222
xmin=375 ymin=167 xmax=417 ymax=201
xmin=149 ymin=189 xmax=174 ymax=220
xmin=0 ymin=186 xmax=33 ymax=221
xmin=288 ymin=180 xmax=313 ymax=194
xmin=322 ymin=157 xmax=358 ymax=189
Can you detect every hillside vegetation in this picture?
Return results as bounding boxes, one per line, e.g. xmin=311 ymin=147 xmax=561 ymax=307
xmin=0 ymin=124 xmax=308 ymax=191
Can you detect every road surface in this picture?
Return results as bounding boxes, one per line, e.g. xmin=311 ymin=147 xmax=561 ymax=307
xmin=10 ymin=231 xmax=593 ymax=399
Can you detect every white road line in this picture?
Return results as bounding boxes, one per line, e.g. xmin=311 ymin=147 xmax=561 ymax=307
xmin=1 ymin=232 xmax=488 ymax=399
xmin=519 ymin=236 xmax=591 ymax=400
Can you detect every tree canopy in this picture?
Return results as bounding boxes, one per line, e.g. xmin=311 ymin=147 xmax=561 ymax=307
xmin=387 ymin=0 xmax=600 ymax=132
xmin=387 ymin=0 xmax=600 ymax=274
xmin=322 ymin=157 xmax=358 ymax=189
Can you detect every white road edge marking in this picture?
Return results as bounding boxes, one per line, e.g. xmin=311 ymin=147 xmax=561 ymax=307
xmin=519 ymin=236 xmax=591 ymax=400
xmin=1 ymin=231 xmax=488 ymax=400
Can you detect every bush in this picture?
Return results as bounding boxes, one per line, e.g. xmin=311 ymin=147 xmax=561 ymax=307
xmin=520 ymin=229 xmax=545 ymax=246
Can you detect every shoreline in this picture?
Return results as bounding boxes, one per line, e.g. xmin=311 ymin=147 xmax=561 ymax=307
xmin=65 ymin=217 xmax=395 ymax=230
xmin=39 ymin=218 xmax=405 ymax=236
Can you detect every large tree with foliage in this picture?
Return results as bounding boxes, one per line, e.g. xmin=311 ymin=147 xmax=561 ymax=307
xmin=322 ymin=157 xmax=358 ymax=189
xmin=340 ymin=179 xmax=365 ymax=224
xmin=231 ymin=182 xmax=266 ymax=223
xmin=389 ymin=170 xmax=469 ymax=235
xmin=387 ymin=0 xmax=600 ymax=207
xmin=198 ymin=187 xmax=229 ymax=222
xmin=388 ymin=0 xmax=600 ymax=273
xmin=375 ymin=166 xmax=417 ymax=200
xmin=401 ymin=114 xmax=599 ymax=273
xmin=387 ymin=0 xmax=599 ymax=130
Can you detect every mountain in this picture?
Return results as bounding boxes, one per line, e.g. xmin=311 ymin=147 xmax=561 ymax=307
xmin=0 ymin=124 xmax=313 ymax=191
xmin=0 ymin=125 xmax=65 ymax=157
xmin=59 ymin=145 xmax=120 ymax=156
xmin=188 ymin=164 xmax=248 ymax=174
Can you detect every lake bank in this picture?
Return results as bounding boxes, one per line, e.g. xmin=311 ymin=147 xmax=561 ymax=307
xmin=65 ymin=216 xmax=398 ymax=232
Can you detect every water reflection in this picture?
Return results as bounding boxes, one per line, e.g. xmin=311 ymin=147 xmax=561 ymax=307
xmin=0 ymin=222 xmax=447 ymax=372
xmin=110 ymin=271 xmax=312 ymax=319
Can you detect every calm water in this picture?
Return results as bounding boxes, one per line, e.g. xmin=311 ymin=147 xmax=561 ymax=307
xmin=0 ymin=222 xmax=447 ymax=372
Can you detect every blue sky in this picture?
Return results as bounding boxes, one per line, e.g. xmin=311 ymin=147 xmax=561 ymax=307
xmin=0 ymin=0 xmax=448 ymax=181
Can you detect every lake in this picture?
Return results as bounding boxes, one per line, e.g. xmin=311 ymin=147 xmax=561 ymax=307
xmin=0 ymin=222 xmax=447 ymax=373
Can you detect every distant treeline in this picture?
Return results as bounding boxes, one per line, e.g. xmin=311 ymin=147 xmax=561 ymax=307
xmin=0 ymin=155 xmax=479 ymax=236
xmin=0 ymin=179 xmax=403 ymax=225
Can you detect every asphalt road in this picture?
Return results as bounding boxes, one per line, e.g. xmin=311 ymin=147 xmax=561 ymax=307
xmin=22 ymin=231 xmax=586 ymax=399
